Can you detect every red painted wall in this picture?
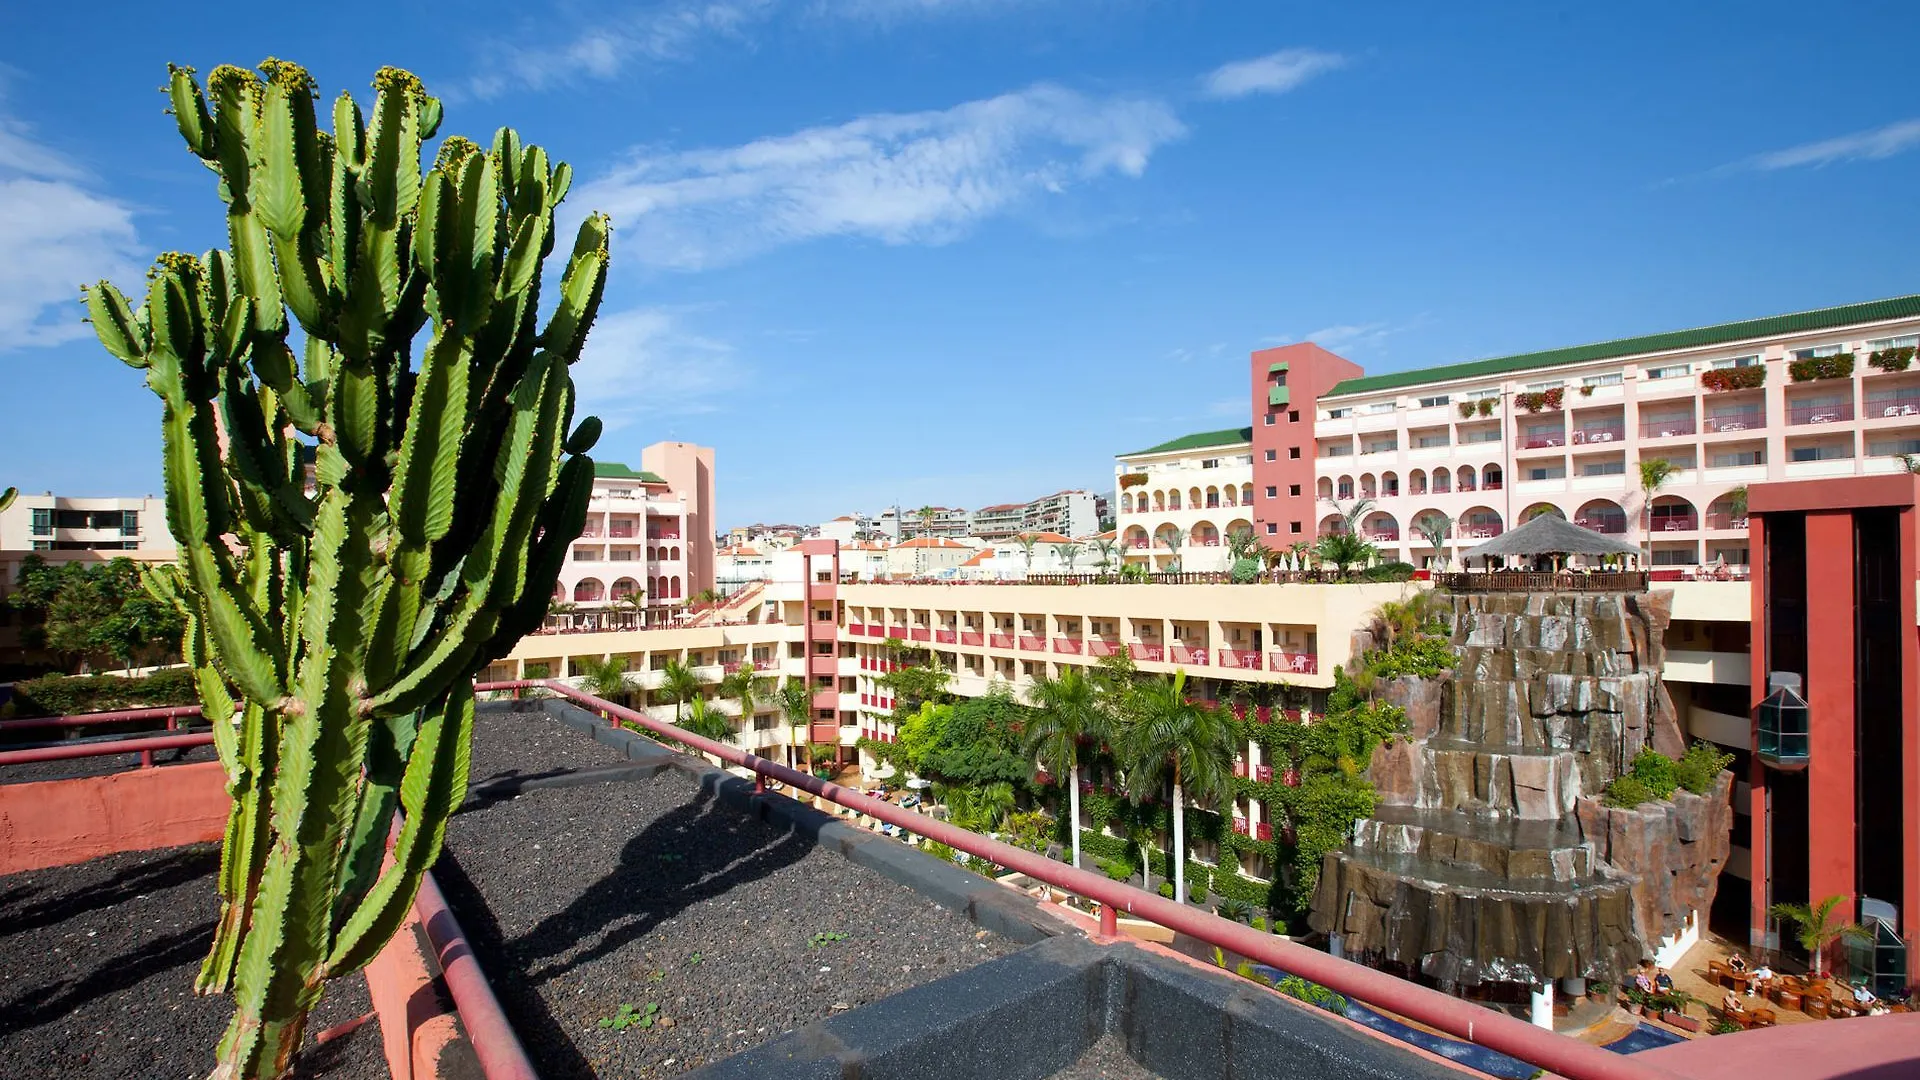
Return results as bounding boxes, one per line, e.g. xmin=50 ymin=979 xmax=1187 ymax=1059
xmin=1248 ymin=343 xmax=1363 ymax=547
xmin=0 ymin=760 xmax=229 ymax=874
xmin=1803 ymin=511 xmax=1857 ymax=910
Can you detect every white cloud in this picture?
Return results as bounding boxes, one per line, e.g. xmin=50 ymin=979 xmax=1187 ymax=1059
xmin=573 ymin=306 xmax=745 ymax=426
xmin=1264 ymin=321 xmax=1412 ymax=355
xmin=1202 ymin=48 xmax=1345 ymax=100
xmin=1742 ymin=118 xmax=1920 ymax=171
xmin=462 ymin=0 xmax=775 ymax=99
xmin=577 ymin=83 xmax=1185 ymax=269
xmin=0 ymin=115 xmax=143 ymax=351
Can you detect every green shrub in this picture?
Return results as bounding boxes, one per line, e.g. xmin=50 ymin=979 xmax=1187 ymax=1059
xmin=1250 ymin=915 xmax=1267 ymax=932
xmin=1219 ymin=897 xmax=1252 ymax=923
xmin=1100 ymin=858 xmax=1135 ymax=882
xmin=1157 ymin=881 xmax=1175 ymax=899
xmin=1605 ymin=774 xmax=1653 ymax=809
xmin=1365 ymin=636 xmax=1456 ymax=679
xmin=7 ymin=668 xmax=201 ymax=718
xmin=923 ymin=841 xmax=958 ymax=863
xmin=1189 ymin=883 xmax=1208 ymax=903
xmin=1674 ymin=741 xmax=1735 ymax=795
xmin=1629 ymin=746 xmax=1679 ymax=800
xmin=1361 ymin=561 xmax=1417 ymax=583
xmin=1230 ymin=557 xmax=1262 ymax=584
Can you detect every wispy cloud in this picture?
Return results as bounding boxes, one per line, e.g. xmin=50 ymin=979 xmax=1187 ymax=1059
xmin=0 ymin=111 xmax=143 ymax=351
xmin=1738 ymin=118 xmax=1920 ymax=172
xmin=573 ymin=306 xmax=746 ymax=426
xmin=1201 ymin=48 xmax=1345 ymax=100
xmin=576 ymin=83 xmax=1185 ymax=270
xmin=1263 ymin=321 xmax=1414 ymax=355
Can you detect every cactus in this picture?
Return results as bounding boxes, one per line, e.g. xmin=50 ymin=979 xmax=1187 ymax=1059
xmin=82 ymin=60 xmax=606 ymax=1080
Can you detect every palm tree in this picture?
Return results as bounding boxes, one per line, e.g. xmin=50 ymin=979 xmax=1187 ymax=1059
xmin=1314 ymin=531 xmax=1377 ymax=578
xmin=1025 ymin=668 xmax=1112 ymax=870
xmin=1636 ymin=457 xmax=1678 ymax=563
xmin=1225 ymin=527 xmax=1260 ymax=562
xmin=1414 ymin=512 xmax=1453 ymax=570
xmin=1014 ymin=533 xmax=1039 ymax=574
xmin=1160 ymin=526 xmax=1186 ymax=572
xmin=1324 ymin=496 xmax=1377 ymax=534
xmin=719 ymin=664 xmax=766 ymax=738
xmin=1770 ymin=895 xmax=1873 ymax=980
xmin=613 ymin=587 xmax=647 ymax=629
xmin=1116 ymin=671 xmax=1236 ymax=907
xmin=775 ymin=678 xmax=814 ymax=771
xmin=914 ymin=504 xmax=939 ymax=539
xmin=1091 ymin=537 xmax=1118 ymax=574
xmin=679 ymin=695 xmax=732 ymax=744
xmin=659 ymin=658 xmax=703 ymax=723
xmin=1052 ymin=541 xmax=1083 ymax=573
xmin=578 ymin=655 xmax=636 ymax=708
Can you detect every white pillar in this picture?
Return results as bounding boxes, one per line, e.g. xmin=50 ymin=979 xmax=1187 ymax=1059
xmin=1328 ymin=933 xmax=1344 ymax=960
xmin=1530 ymin=983 xmax=1554 ymax=1030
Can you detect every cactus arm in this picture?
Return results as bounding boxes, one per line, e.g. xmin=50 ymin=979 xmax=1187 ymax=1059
xmin=168 ymin=64 xmax=216 ymax=160
xmin=537 ymin=213 xmax=609 ymax=362
xmin=84 ymin=281 xmax=151 ymax=367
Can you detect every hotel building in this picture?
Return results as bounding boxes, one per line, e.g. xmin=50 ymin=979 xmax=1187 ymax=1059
xmin=553 ymin=443 xmax=717 ymax=614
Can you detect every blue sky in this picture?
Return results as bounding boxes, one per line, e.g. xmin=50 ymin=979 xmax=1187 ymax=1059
xmin=4 ymin=2 xmax=1919 ymax=530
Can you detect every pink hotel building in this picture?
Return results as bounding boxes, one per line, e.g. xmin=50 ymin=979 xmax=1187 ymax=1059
xmin=554 ymin=442 xmax=717 ymax=613
xmin=1117 ymin=294 xmax=1920 ymax=571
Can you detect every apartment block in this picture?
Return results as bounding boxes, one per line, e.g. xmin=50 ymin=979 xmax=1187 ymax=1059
xmin=0 ymin=494 xmax=169 ymax=555
xmin=897 ymin=507 xmax=974 ymax=540
xmin=559 ymin=445 xmax=715 ymax=611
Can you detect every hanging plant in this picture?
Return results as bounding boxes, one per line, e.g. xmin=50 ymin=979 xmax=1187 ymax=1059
xmin=1788 ymin=353 xmax=1854 ymax=382
xmin=1475 ymin=398 xmax=1496 ymax=417
xmin=1517 ymin=388 xmax=1564 ymax=413
xmin=1701 ymin=366 xmax=1766 ymax=393
xmin=1119 ymin=472 xmax=1148 ymax=489
xmin=1457 ymin=401 xmax=1476 ymax=419
xmin=1579 ymin=384 xmax=1596 ymax=397
xmin=1869 ymin=347 xmax=1914 ymax=373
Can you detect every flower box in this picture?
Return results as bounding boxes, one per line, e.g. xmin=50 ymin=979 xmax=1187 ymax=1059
xmin=1870 ymin=346 xmax=1915 ymax=373
xmin=1788 ymin=353 xmax=1854 ymax=382
xmin=1517 ymin=388 xmax=1564 ymax=413
xmin=1701 ymin=366 xmax=1767 ymax=392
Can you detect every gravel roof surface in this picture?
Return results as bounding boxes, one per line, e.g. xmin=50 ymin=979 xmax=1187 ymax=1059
xmin=0 ymin=843 xmax=381 ymax=1078
xmin=439 ymin=766 xmax=1021 ymax=1079
xmin=0 ymin=737 xmax=216 ymax=786
xmin=1044 ymin=1034 xmax=1165 ymax=1079
xmin=469 ymin=701 xmax=631 ymax=782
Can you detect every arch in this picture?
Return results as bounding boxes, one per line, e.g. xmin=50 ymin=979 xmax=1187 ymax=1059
xmin=1123 ymin=524 xmax=1150 ymax=549
xmin=1153 ymin=522 xmax=1182 ymax=546
xmin=1381 ymin=470 xmax=1400 ymax=497
xmin=1483 ymin=464 xmax=1504 ymax=490
xmin=1153 ymin=490 xmax=1166 ymax=512
xmin=1187 ymin=486 xmax=1202 ymax=509
xmin=1520 ymin=502 xmax=1564 ymax=523
xmin=1222 ymin=486 xmax=1237 ymax=507
xmin=611 ymin=576 xmax=641 ymax=600
xmin=573 ymin=578 xmax=605 ymax=602
xmin=1705 ymin=491 xmax=1748 ymax=529
xmin=1240 ymin=483 xmax=1253 ymax=505
xmin=552 ymin=581 xmax=567 ymax=600
xmin=1205 ymin=485 xmax=1222 ymax=509
xmin=1190 ymin=519 xmax=1220 ymax=547
xmin=1336 ymin=474 xmax=1355 ymax=500
xmin=646 ymin=545 xmax=657 ymax=561
xmin=1120 ymin=492 xmax=1134 ymax=514
xmin=1168 ymin=490 xmax=1182 ymax=511
xmin=1408 ymin=469 xmax=1427 ymax=495
xmin=1225 ymin=518 xmax=1254 ymax=541
xmin=1317 ymin=477 xmax=1334 ymax=500
xmin=1650 ymin=494 xmax=1698 ymax=532
xmin=1317 ymin=513 xmax=1346 ymax=537
xmin=1432 ymin=469 xmax=1452 ymax=494
xmin=1575 ymin=498 xmax=1628 ymax=535
xmin=1456 ymin=465 xmax=1477 ymax=492
xmin=1360 ymin=510 xmax=1399 ymax=541
xmin=1359 ymin=472 xmax=1377 ymax=498
xmin=1459 ymin=506 xmax=1503 ymax=539
xmin=1409 ymin=509 xmax=1451 ymax=543
xmin=670 ymin=545 xmax=680 ymax=560
xmin=670 ymin=577 xmax=683 ymax=599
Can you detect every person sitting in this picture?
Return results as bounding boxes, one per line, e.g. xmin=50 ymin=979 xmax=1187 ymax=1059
xmin=1723 ymin=991 xmax=1747 ymax=1016
xmin=1728 ymin=954 xmax=1749 ymax=973
xmin=1655 ymin=968 xmax=1674 ymax=993
xmin=1634 ymin=968 xmax=1656 ymax=995
xmin=1749 ymin=963 xmax=1774 ymax=995
xmin=1853 ymin=984 xmax=1879 ymax=1008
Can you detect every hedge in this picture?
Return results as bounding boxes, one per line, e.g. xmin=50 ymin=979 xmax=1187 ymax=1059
xmin=6 ymin=668 xmax=201 ymax=718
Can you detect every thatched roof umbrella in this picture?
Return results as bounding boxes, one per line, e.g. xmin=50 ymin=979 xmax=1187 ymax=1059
xmin=1462 ymin=513 xmax=1641 ymax=569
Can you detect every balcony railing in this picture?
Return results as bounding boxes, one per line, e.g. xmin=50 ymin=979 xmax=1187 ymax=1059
xmin=1053 ymin=637 xmax=1084 ymax=654
xmin=989 ymin=633 xmax=1015 ymax=649
xmin=1437 ymin=570 xmax=1650 ymax=592
xmin=1018 ymin=635 xmax=1047 ymax=652
xmin=646 ymin=530 xmax=682 ymax=540
xmin=608 ymin=527 xmax=636 ymax=538
xmin=1085 ymin=639 xmax=1119 ymax=657
xmin=1268 ymin=651 xmax=1318 ymax=674
xmin=1169 ymin=645 xmax=1209 ymax=665
xmin=752 ymin=657 xmax=780 ymax=671
xmin=1866 ymin=393 xmax=1920 ymax=419
xmin=935 ymin=629 xmax=958 ymax=644
xmin=1573 ymin=516 xmax=1628 ymax=535
xmin=1640 ymin=418 xmax=1696 ymax=439
xmin=1218 ymin=648 xmax=1262 ymax=670
xmin=1459 ymin=522 xmax=1504 ymax=539
xmin=1787 ymin=402 xmax=1853 ymax=426
xmin=1569 ymin=425 xmax=1624 ymax=445
xmin=1515 ymin=432 xmax=1565 ymax=449
xmin=960 ymin=631 xmax=985 ymax=647
xmin=1703 ymin=410 xmax=1762 ymax=433
xmin=909 ymin=627 xmax=931 ymax=642
xmin=1652 ymin=514 xmax=1698 ymax=532
xmin=1129 ymin=642 xmax=1165 ymax=662
xmin=1704 ymin=513 xmax=1751 ymax=531
xmin=887 ymin=626 xmax=909 ymax=639
xmin=1364 ymin=530 xmax=1399 ymax=542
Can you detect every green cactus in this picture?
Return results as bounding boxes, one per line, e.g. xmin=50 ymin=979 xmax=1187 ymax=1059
xmin=82 ymin=60 xmax=606 ymax=1080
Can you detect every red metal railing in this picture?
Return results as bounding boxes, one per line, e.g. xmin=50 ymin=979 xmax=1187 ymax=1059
xmin=1640 ymin=418 xmax=1695 ymax=439
xmin=1085 ymin=639 xmax=1117 ymax=657
xmin=1169 ymin=645 xmax=1209 ymax=665
xmin=0 ymin=730 xmax=214 ymax=769
xmin=1128 ymin=642 xmax=1164 ymax=662
xmin=1787 ymin=402 xmax=1853 ymax=426
xmin=501 ymin=677 xmax=1667 ymax=1080
xmin=0 ymin=703 xmax=203 ymax=732
xmin=1018 ymin=636 xmax=1046 ymax=652
xmin=1053 ymin=637 xmax=1083 ymax=654
xmin=1268 ymin=651 xmax=1318 ymax=674
xmin=935 ymin=629 xmax=958 ymax=644
xmin=989 ymin=633 xmax=1015 ymax=649
xmin=960 ymin=631 xmax=985 ymax=647
xmin=910 ymin=627 xmax=931 ymax=642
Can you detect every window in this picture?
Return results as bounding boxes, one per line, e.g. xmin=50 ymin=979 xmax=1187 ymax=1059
xmin=1289 ymin=411 xmax=1301 ymax=422
xmin=1711 ymin=354 xmax=1763 ymax=369
xmin=1417 ymin=395 xmax=1450 ymax=408
xmin=1524 ymin=381 xmax=1561 ymax=393
xmin=1527 ymin=465 xmax=1566 ymax=481
xmin=1414 ymin=432 xmax=1450 ymax=448
xmin=1288 ymin=447 xmax=1301 ymax=459
xmin=1790 ymin=444 xmax=1853 ymax=462
xmin=1326 ymin=407 xmax=1351 ymax=419
xmin=1711 ymin=449 xmax=1766 ymax=467
xmin=1273 ymin=371 xmax=1287 ymax=387
xmin=30 ymin=508 xmax=50 ymax=536
xmin=1201 ymin=458 xmax=1220 ymax=469
xmin=1265 ymin=523 xmax=1278 ymax=535
xmin=572 ymin=546 xmax=596 ymax=560
xmin=1264 ymin=449 xmax=1277 ymax=461
xmin=1322 ymin=445 xmax=1352 ymax=458
xmin=1289 ymin=484 xmax=1301 ymax=496
xmin=1651 ymin=548 xmax=1700 ymax=567
xmin=1466 ymin=387 xmax=1500 ymax=401
xmin=1868 ymin=334 xmax=1920 ymax=351
xmin=1264 ymin=413 xmax=1276 ymax=426
xmin=1290 ymin=522 xmax=1302 ymax=534
xmin=31 ymin=540 xmax=49 ymax=550
xmin=1791 ymin=345 xmax=1846 ymax=361
xmin=1869 ymin=437 xmax=1920 ymax=456
xmin=120 ymin=510 xmax=139 ymax=535
xmin=1645 ymin=363 xmax=1690 ymax=380
xmin=1581 ymin=372 xmax=1623 ymax=388
xmin=1580 ymin=460 xmax=1625 ymax=476
xmin=1265 ymin=486 xmax=1278 ymax=498
xmin=1460 ymin=428 xmax=1502 ymax=444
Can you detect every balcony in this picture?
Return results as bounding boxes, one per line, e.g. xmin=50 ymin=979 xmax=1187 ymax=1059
xmin=1640 ymin=418 xmax=1697 ymax=439
xmin=1269 ymin=651 xmax=1318 ymax=674
xmin=989 ymin=633 xmax=1015 ymax=649
xmin=1568 ymin=424 xmax=1625 ymax=446
xmin=1787 ymin=402 xmax=1853 ymax=426
xmin=960 ymin=631 xmax=985 ymax=647
xmin=1053 ymin=637 xmax=1084 ymax=654
xmin=910 ymin=627 xmax=931 ymax=642
xmin=1866 ymin=391 xmax=1920 ymax=419
xmin=1129 ymin=642 xmax=1165 ymax=663
xmin=887 ymin=626 xmax=909 ymax=639
xmin=646 ymin=530 xmax=682 ymax=541
xmin=578 ymin=527 xmax=603 ymax=538
xmin=1085 ymin=639 xmax=1119 ymax=657
xmin=1703 ymin=513 xmax=1751 ymax=531
xmin=1514 ymin=432 xmax=1564 ymax=450
xmin=608 ymin=526 xmax=637 ymax=538
xmin=1651 ymin=514 xmax=1698 ymax=533
xmin=1169 ymin=645 xmax=1209 ymax=665
xmin=1018 ymin=635 xmax=1047 ymax=652
xmin=1218 ymin=649 xmax=1262 ymax=671
xmin=1364 ymin=530 xmax=1399 ymax=543
xmin=935 ymin=629 xmax=958 ymax=644
xmin=1703 ymin=410 xmax=1762 ymax=434
xmin=752 ymin=657 xmax=780 ymax=672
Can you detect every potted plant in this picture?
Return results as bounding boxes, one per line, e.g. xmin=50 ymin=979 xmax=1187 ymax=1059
xmin=1870 ymin=346 xmax=1915 ymax=373
xmin=1788 ymin=353 xmax=1855 ymax=382
xmin=1579 ymin=384 xmax=1596 ymax=397
xmin=1588 ymin=980 xmax=1613 ymax=1003
xmin=1702 ymin=366 xmax=1767 ymax=392
xmin=1476 ymin=397 xmax=1496 ymax=417
xmin=1658 ymin=990 xmax=1702 ymax=1031
xmin=1623 ymin=986 xmax=1648 ymax=1015
xmin=1457 ymin=401 xmax=1476 ymax=419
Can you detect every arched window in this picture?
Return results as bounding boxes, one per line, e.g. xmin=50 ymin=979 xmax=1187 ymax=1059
xmin=1240 ymin=483 xmax=1253 ymax=505
xmin=1168 ymin=490 xmax=1182 ymax=511
xmin=573 ymin=578 xmax=605 ymax=602
xmin=670 ymin=577 xmax=683 ymax=599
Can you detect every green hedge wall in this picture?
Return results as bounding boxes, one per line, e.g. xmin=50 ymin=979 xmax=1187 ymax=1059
xmin=5 ymin=668 xmax=201 ymax=718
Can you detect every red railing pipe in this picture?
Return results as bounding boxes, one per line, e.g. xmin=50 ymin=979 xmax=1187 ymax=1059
xmin=0 ymin=731 xmax=214 ymax=767
xmin=483 ymin=680 xmax=1669 ymax=1080
xmin=414 ymin=868 xmax=540 ymax=1080
xmin=0 ymin=704 xmax=205 ymax=731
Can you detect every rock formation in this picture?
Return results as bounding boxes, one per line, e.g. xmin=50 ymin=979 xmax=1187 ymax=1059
xmin=1309 ymin=589 xmax=1730 ymax=988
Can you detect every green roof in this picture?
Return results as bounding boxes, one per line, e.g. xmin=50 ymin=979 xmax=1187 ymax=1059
xmin=594 ymin=462 xmax=668 ymax=484
xmin=1119 ymin=426 xmax=1253 ymax=458
xmin=1323 ymin=294 xmax=1920 ymax=399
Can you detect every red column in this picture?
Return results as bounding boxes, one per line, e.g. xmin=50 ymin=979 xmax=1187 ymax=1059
xmin=1902 ymin=505 xmax=1920 ymax=970
xmin=1748 ymin=512 xmax=1771 ymax=951
xmin=1804 ymin=511 xmax=1857 ymax=913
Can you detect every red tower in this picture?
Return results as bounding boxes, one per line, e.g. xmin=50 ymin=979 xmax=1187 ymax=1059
xmin=1248 ymin=343 xmax=1363 ymax=546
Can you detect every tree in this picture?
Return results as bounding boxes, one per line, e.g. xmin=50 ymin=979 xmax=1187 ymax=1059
xmin=1091 ymin=536 xmax=1118 ymax=574
xmin=1160 ymin=526 xmax=1186 ymax=572
xmin=1323 ymin=496 xmax=1377 ymax=534
xmin=1725 ymin=485 xmax=1750 ymax=519
xmin=9 ymin=556 xmax=188 ymax=672
xmin=775 ymin=677 xmax=814 ymax=771
xmin=1636 ymin=457 xmax=1678 ymax=561
xmin=718 ymin=664 xmax=767 ymax=735
xmin=1116 ymin=671 xmax=1236 ymax=908
xmin=578 ymin=655 xmax=636 ymax=707
xmin=81 ymin=60 xmax=608 ymax=1077
xmin=679 ymin=695 xmax=732 ymax=744
xmin=613 ymin=587 xmax=647 ymax=629
xmin=1314 ymin=531 xmax=1378 ymax=578
xmin=1015 ymin=533 xmax=1039 ymax=573
xmin=660 ymin=658 xmax=703 ymax=723
xmin=1414 ymin=513 xmax=1453 ymax=570
xmin=915 ymin=504 xmax=939 ymax=539
xmin=1769 ymin=895 xmax=1872 ymax=979
xmin=1025 ymin=668 xmax=1112 ymax=870
xmin=1225 ymin=527 xmax=1260 ymax=562
xmin=1052 ymin=541 xmax=1082 ymax=573
xmin=878 ymin=638 xmax=951 ymax=717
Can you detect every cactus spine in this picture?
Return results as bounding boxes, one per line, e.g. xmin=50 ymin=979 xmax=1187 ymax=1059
xmin=83 ymin=60 xmax=606 ymax=1080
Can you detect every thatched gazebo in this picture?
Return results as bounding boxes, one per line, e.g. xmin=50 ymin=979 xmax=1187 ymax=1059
xmin=1462 ymin=513 xmax=1641 ymax=568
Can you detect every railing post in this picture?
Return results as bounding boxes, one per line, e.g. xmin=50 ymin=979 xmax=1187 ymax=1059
xmin=1100 ymin=902 xmax=1118 ymax=938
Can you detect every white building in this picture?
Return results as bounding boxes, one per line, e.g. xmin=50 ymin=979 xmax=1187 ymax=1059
xmin=0 ymin=493 xmax=171 ymax=555
xmin=1113 ymin=430 xmax=1257 ymax=572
